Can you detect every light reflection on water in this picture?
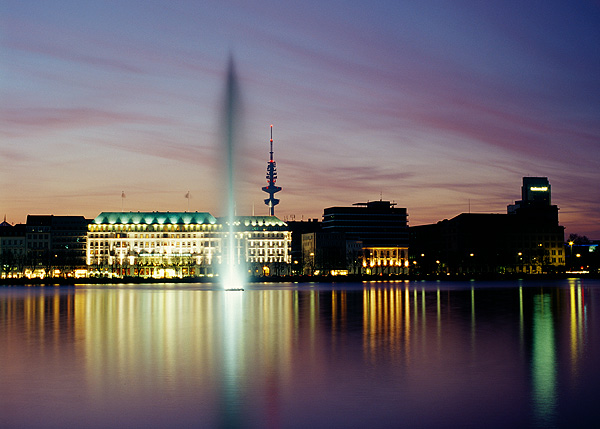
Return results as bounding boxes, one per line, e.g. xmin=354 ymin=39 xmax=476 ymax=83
xmin=0 ymin=279 xmax=598 ymax=428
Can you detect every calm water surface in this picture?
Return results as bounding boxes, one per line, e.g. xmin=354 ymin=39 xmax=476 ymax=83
xmin=1 ymin=279 xmax=599 ymax=428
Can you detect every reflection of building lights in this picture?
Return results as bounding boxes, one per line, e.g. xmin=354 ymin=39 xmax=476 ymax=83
xmin=532 ymin=293 xmax=557 ymax=422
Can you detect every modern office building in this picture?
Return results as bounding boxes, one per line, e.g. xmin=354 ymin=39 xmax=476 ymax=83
xmin=319 ymin=200 xmax=410 ymax=275
xmin=323 ymin=200 xmax=408 ymax=247
xmin=86 ymin=212 xmax=291 ymax=278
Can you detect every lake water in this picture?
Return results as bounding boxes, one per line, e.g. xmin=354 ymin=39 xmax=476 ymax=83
xmin=1 ymin=279 xmax=599 ymax=428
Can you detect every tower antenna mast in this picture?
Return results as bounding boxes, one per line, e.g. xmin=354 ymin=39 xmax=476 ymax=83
xmin=262 ymin=125 xmax=281 ymax=216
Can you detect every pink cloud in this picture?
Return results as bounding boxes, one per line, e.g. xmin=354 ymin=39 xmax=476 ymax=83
xmin=1 ymin=107 xmax=173 ymax=133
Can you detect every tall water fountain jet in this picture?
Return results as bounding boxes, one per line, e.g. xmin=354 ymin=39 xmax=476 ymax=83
xmin=220 ymin=57 xmax=245 ymax=290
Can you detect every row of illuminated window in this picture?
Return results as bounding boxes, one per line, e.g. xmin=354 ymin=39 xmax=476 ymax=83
xmin=247 ymin=232 xmax=289 ymax=239
xmin=90 ymin=242 xmax=218 ymax=250
xmin=89 ymin=224 xmax=220 ymax=232
xmin=88 ymin=233 xmax=216 ymax=239
xmin=249 ymin=249 xmax=286 ymax=255
xmin=89 ymin=249 xmax=210 ymax=256
xmin=248 ymin=241 xmax=287 ymax=247
xmin=248 ymin=256 xmax=287 ymax=263
xmin=366 ymin=249 xmax=407 ymax=258
xmin=88 ymin=239 xmax=289 ymax=249
xmin=89 ymin=239 xmax=217 ymax=245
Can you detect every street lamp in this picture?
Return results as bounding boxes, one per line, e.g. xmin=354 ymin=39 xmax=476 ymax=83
xmin=569 ymin=241 xmax=574 ymax=270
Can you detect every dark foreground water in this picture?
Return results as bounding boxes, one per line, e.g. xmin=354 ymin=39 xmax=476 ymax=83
xmin=1 ymin=279 xmax=599 ymax=428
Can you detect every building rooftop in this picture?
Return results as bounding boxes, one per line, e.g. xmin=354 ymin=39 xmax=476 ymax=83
xmin=93 ymin=212 xmax=217 ymax=225
xmin=216 ymin=215 xmax=287 ymax=228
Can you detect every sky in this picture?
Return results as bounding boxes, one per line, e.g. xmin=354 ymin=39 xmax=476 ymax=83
xmin=1 ymin=0 xmax=599 ymax=237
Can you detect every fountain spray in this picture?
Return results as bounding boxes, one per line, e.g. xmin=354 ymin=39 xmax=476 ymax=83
xmin=220 ymin=57 xmax=245 ymax=289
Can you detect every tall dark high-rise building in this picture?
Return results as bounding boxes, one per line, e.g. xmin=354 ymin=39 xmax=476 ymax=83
xmin=262 ymin=125 xmax=281 ymax=216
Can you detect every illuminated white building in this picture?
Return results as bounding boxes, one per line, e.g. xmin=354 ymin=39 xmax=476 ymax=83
xmin=87 ymin=212 xmax=291 ymax=278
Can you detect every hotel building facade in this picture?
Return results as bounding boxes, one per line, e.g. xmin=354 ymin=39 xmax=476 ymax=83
xmin=86 ymin=212 xmax=291 ymax=278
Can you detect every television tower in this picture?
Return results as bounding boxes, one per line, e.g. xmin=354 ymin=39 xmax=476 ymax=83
xmin=262 ymin=125 xmax=281 ymax=216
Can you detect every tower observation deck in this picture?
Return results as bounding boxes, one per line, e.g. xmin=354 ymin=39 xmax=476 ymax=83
xmin=262 ymin=125 xmax=281 ymax=216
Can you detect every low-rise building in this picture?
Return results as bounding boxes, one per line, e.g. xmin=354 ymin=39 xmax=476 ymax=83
xmin=362 ymin=246 xmax=409 ymax=275
xmin=302 ymin=232 xmax=346 ymax=275
xmin=0 ymin=220 xmax=26 ymax=278
xmin=286 ymin=219 xmax=321 ymax=274
xmin=24 ymin=215 xmax=90 ymax=278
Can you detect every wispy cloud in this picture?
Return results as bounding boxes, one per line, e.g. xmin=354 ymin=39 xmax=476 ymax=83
xmin=1 ymin=107 xmax=173 ymax=133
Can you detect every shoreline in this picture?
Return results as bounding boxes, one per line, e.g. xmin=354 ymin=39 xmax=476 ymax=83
xmin=1 ymin=272 xmax=598 ymax=286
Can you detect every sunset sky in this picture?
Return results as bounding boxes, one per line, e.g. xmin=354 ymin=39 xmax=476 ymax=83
xmin=1 ymin=0 xmax=599 ymax=237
